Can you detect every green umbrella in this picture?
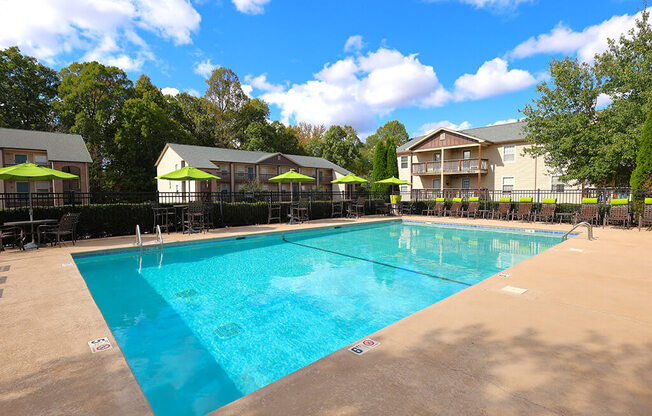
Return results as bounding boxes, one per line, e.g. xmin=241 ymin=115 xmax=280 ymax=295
xmin=156 ymin=166 xmax=221 ymax=181
xmin=269 ymin=169 xmax=314 ymax=203
xmin=0 ymin=163 xmax=78 ymax=222
xmin=331 ymin=174 xmax=368 ymax=184
xmin=375 ymin=176 xmax=411 ymax=185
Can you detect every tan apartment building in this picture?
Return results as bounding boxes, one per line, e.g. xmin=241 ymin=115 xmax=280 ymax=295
xmin=155 ymin=143 xmax=352 ymax=196
xmin=0 ymin=128 xmax=92 ymax=204
xmin=397 ymin=121 xmax=578 ymax=199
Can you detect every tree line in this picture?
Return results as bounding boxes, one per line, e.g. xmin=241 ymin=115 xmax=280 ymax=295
xmin=0 ymin=46 xmax=410 ymax=192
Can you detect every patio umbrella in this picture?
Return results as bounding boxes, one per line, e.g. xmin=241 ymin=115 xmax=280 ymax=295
xmin=156 ymin=166 xmax=221 ymax=181
xmin=331 ymin=174 xmax=368 ymax=198
xmin=0 ymin=163 xmax=78 ymax=221
xmin=376 ymin=176 xmax=412 ymax=195
xmin=268 ymin=170 xmax=314 ymax=203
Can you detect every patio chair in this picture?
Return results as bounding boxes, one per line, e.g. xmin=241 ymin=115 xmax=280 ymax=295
xmin=0 ymin=226 xmax=23 ymax=251
xmin=375 ymin=200 xmax=389 ymax=215
xmin=494 ymin=198 xmax=512 ymax=220
xmin=422 ymin=198 xmax=445 ymax=216
xmin=38 ymin=213 xmax=81 ymax=246
xmin=290 ymin=198 xmax=310 ymax=223
xmin=184 ymin=201 xmax=205 ymax=233
xmin=151 ymin=201 xmax=175 ymax=234
xmin=268 ymin=199 xmax=281 ymax=224
xmin=444 ymin=198 xmax=463 ymax=217
xmin=604 ymin=198 xmax=630 ymax=228
xmin=399 ymin=201 xmax=414 ymax=215
xmin=574 ymin=198 xmax=600 ymax=225
xmin=511 ymin=197 xmax=533 ymax=222
xmin=532 ymin=198 xmax=556 ymax=223
xmin=463 ymin=197 xmax=481 ymax=218
xmin=331 ymin=200 xmax=343 ymax=218
xmin=348 ymin=197 xmax=366 ymax=218
xmin=638 ymin=197 xmax=652 ymax=231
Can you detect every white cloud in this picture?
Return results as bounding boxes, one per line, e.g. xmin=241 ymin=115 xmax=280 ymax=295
xmin=596 ymin=93 xmax=612 ymax=109
xmin=0 ymin=0 xmax=201 ymax=70
xmin=510 ymin=8 xmax=650 ymax=62
xmin=426 ymin=0 xmax=531 ymax=11
xmin=193 ymin=59 xmax=219 ymax=78
xmin=161 ymin=87 xmax=180 ymax=96
xmin=344 ymin=35 xmax=365 ymax=53
xmin=232 ymin=0 xmax=271 ymax=14
xmin=185 ymin=88 xmax=201 ymax=97
xmin=491 ymin=118 xmax=519 ymax=125
xmin=244 ymin=74 xmax=284 ymax=93
xmin=254 ymin=48 xmax=451 ymax=132
xmin=453 ymin=58 xmax=536 ymax=101
xmin=241 ymin=84 xmax=253 ymax=97
xmin=416 ymin=120 xmax=472 ymax=136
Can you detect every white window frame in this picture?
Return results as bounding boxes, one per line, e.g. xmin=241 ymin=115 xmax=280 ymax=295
xmin=34 ymin=154 xmax=47 ymax=165
xmin=433 ymin=153 xmax=441 ymax=162
xmin=502 ymin=176 xmax=515 ymax=193
xmin=400 ymin=156 xmax=408 ymax=169
xmin=35 ymin=181 xmax=50 ymax=193
xmin=503 ymin=145 xmax=515 ymax=163
xmin=551 ymin=175 xmax=565 ymax=193
xmin=14 ymin=154 xmax=27 ymax=164
xmin=433 ymin=178 xmax=441 ymax=189
xmin=462 ymin=150 xmax=471 ymax=160
xmin=16 ymin=181 xmax=29 ymax=193
xmin=461 ymin=177 xmax=471 ymax=189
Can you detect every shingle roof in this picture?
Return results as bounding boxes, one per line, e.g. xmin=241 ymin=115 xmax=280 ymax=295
xmin=0 ymin=128 xmax=92 ymax=163
xmin=398 ymin=120 xmax=528 ymax=152
xmin=164 ymin=143 xmax=352 ymax=175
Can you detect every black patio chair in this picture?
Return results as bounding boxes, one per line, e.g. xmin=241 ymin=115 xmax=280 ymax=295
xmin=0 ymin=226 xmax=23 ymax=251
xmin=38 ymin=213 xmax=81 ymax=246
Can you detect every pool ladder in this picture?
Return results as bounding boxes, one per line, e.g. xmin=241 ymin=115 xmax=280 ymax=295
xmin=135 ymin=225 xmax=164 ymax=272
xmin=562 ymin=221 xmax=595 ymax=241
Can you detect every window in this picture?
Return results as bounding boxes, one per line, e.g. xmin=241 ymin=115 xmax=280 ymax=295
xmin=247 ymin=166 xmax=254 ymax=180
xmin=34 ymin=154 xmax=47 ymax=165
xmin=462 ymin=150 xmax=471 ymax=160
xmin=401 ymin=156 xmax=408 ymax=169
xmin=433 ymin=178 xmax=441 ymax=189
xmin=221 ymin=184 xmax=228 ymax=193
xmin=461 ymin=178 xmax=471 ymax=189
xmin=551 ymin=176 xmax=565 ymax=192
xmin=503 ymin=145 xmax=515 ymax=162
xmin=502 ymin=176 xmax=515 ymax=193
xmin=16 ymin=182 xmax=29 ymax=193
xmin=35 ymin=181 xmax=49 ymax=193
xmin=399 ymin=185 xmax=409 ymax=193
xmin=14 ymin=154 xmax=27 ymax=164
xmin=433 ymin=153 xmax=441 ymax=162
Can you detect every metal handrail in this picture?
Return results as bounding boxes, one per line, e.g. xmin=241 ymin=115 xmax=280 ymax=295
xmin=156 ymin=225 xmax=163 ymax=250
xmin=562 ymin=221 xmax=595 ymax=241
xmin=135 ymin=224 xmax=143 ymax=252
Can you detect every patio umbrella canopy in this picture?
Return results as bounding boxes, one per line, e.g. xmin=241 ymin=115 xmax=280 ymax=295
xmin=156 ymin=166 xmax=221 ymax=181
xmin=268 ymin=170 xmax=314 ymax=203
xmin=0 ymin=162 xmax=78 ymax=221
xmin=375 ymin=176 xmax=411 ymax=185
xmin=331 ymin=174 xmax=368 ymax=198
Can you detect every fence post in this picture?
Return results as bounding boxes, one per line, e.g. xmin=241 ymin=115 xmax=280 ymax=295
xmin=603 ymin=187 xmax=608 ymax=224
xmin=71 ymin=190 xmax=76 ymax=211
xmin=536 ymin=188 xmax=540 ymax=206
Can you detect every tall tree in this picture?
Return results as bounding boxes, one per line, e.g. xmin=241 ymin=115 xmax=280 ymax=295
xmin=630 ymin=109 xmax=652 ymax=189
xmin=366 ymin=120 xmax=409 ymax=150
xmin=372 ymin=139 xmax=387 ymax=194
xmin=55 ymin=61 xmax=132 ymax=191
xmin=319 ymin=125 xmax=362 ymax=172
xmin=289 ymin=122 xmax=326 ymax=155
xmin=385 ymin=137 xmax=398 ymax=179
xmin=169 ymin=92 xmax=218 ymax=147
xmin=204 ymin=67 xmax=250 ymax=146
xmin=0 ymin=46 xmax=58 ymax=130
xmin=243 ymin=120 xmax=304 ymax=155
xmin=231 ymin=98 xmax=270 ymax=148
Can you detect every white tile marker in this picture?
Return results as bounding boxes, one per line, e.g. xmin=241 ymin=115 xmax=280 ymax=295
xmin=88 ymin=337 xmax=113 ymax=353
xmin=501 ymin=286 xmax=528 ymax=295
xmin=348 ymin=338 xmax=380 ymax=355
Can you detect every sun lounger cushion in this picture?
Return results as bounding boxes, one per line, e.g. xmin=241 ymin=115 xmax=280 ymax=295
xmin=499 ymin=197 xmax=511 ymax=203
xmin=435 ymin=197 xmax=445 ymax=202
xmin=519 ymin=197 xmax=532 ymax=203
xmin=581 ymin=197 xmax=598 ymax=204
xmin=645 ymin=198 xmax=652 ymax=205
xmin=610 ymin=198 xmax=629 ymax=205
xmin=452 ymin=198 xmax=462 ymax=202
xmin=542 ymin=198 xmax=557 ymax=204
xmin=469 ymin=197 xmax=480 ymax=202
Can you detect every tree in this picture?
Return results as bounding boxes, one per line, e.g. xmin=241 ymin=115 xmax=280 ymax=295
xmin=204 ymin=67 xmax=250 ymax=146
xmin=55 ymin=61 xmax=132 ymax=191
xmin=630 ymin=109 xmax=652 ymax=189
xmin=319 ymin=125 xmax=362 ymax=172
xmin=372 ymin=139 xmax=387 ymax=194
xmin=110 ymin=75 xmax=193 ymax=191
xmin=243 ymin=120 xmax=304 ymax=155
xmin=0 ymin=46 xmax=58 ymax=130
xmin=231 ymin=98 xmax=270 ymax=148
xmin=365 ymin=120 xmax=409 ymax=150
xmin=385 ymin=137 xmax=398 ymax=179
xmin=289 ymin=122 xmax=326 ymax=155
xmin=171 ymin=92 xmax=219 ymax=147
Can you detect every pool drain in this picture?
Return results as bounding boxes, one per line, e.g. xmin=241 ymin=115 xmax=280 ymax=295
xmin=215 ymin=323 xmax=242 ymax=339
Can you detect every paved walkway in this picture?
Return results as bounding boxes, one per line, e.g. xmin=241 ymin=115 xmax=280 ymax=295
xmin=1 ymin=216 xmax=650 ymax=415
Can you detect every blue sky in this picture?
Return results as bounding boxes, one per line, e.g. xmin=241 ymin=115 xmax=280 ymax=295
xmin=0 ymin=0 xmax=645 ymax=138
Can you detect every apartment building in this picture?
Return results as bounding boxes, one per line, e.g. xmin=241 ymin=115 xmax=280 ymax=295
xmin=155 ymin=143 xmax=352 ymax=195
xmin=397 ymin=121 xmax=577 ymax=199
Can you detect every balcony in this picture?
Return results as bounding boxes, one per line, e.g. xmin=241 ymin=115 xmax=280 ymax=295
xmin=216 ymin=172 xmax=230 ymax=181
xmin=234 ymin=172 xmax=256 ymax=182
xmin=318 ymin=175 xmax=333 ymax=184
xmin=3 ymin=160 xmax=49 ymax=167
xmin=412 ymin=159 xmax=488 ymax=175
xmin=259 ymin=173 xmax=277 ymax=182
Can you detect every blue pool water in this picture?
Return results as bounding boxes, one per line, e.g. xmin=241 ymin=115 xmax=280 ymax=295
xmin=74 ymin=221 xmax=559 ymax=415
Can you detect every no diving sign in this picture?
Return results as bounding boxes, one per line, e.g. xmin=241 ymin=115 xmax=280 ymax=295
xmin=348 ymin=338 xmax=380 ymax=355
xmin=88 ymin=337 xmax=113 ymax=353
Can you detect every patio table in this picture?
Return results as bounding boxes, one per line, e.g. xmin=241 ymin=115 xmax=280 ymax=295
xmin=556 ymin=212 xmax=574 ymax=224
xmin=4 ymin=219 xmax=58 ymax=249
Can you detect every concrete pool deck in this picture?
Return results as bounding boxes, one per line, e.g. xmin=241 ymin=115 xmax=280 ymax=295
xmin=1 ymin=216 xmax=650 ymax=415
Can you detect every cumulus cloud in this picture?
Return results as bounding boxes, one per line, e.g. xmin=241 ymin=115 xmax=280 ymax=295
xmin=344 ymin=35 xmax=365 ymax=53
xmin=251 ymin=48 xmax=451 ymax=132
xmin=453 ymin=58 xmax=536 ymax=101
xmin=193 ymin=59 xmax=219 ymax=78
xmin=0 ymin=0 xmax=201 ymax=70
xmin=416 ymin=121 xmax=472 ymax=136
xmin=491 ymin=118 xmax=519 ymax=125
xmin=232 ymin=0 xmax=271 ymax=14
xmin=185 ymin=88 xmax=201 ymax=97
xmin=426 ymin=0 xmax=532 ymax=11
xmin=510 ymin=8 xmax=650 ymax=62
xmin=161 ymin=87 xmax=180 ymax=96
xmin=596 ymin=93 xmax=612 ymax=109
xmin=244 ymin=74 xmax=284 ymax=93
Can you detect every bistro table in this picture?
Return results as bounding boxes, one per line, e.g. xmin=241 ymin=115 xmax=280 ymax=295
xmin=172 ymin=204 xmax=188 ymax=231
xmin=4 ymin=219 xmax=58 ymax=249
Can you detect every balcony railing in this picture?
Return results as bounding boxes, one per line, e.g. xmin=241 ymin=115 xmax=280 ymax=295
xmin=216 ymin=172 xmax=230 ymax=181
xmin=259 ymin=173 xmax=277 ymax=182
xmin=412 ymin=159 xmax=488 ymax=175
xmin=3 ymin=161 xmax=49 ymax=167
xmin=234 ymin=172 xmax=256 ymax=182
xmin=318 ymin=175 xmax=333 ymax=183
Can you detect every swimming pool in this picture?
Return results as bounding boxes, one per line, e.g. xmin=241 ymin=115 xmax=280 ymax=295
xmin=74 ymin=220 xmax=560 ymax=415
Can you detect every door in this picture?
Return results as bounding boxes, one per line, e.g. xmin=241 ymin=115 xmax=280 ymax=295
xmin=462 ymin=150 xmax=472 ymax=171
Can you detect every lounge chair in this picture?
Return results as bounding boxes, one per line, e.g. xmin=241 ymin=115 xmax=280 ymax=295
xmin=574 ymin=197 xmax=600 ymax=225
xmin=511 ymin=197 xmax=533 ymax=221
xmin=463 ymin=197 xmax=481 ymax=218
xmin=638 ymin=197 xmax=652 ymax=231
xmin=375 ymin=201 xmax=389 ymax=215
xmin=494 ymin=197 xmax=512 ymax=220
xmin=38 ymin=212 xmax=81 ymax=246
xmin=532 ymin=198 xmax=556 ymax=223
xmin=604 ymin=198 xmax=630 ymax=228
xmin=445 ymin=198 xmax=463 ymax=217
xmin=423 ymin=198 xmax=445 ymax=216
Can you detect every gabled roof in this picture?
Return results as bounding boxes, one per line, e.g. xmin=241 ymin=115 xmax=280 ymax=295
xmin=397 ymin=127 xmax=486 ymax=152
xmin=157 ymin=143 xmax=352 ymax=175
xmin=0 ymin=128 xmax=92 ymax=163
xmin=398 ymin=120 xmax=528 ymax=152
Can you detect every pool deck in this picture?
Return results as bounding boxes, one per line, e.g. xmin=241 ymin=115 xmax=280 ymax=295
xmin=1 ymin=216 xmax=650 ymax=415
